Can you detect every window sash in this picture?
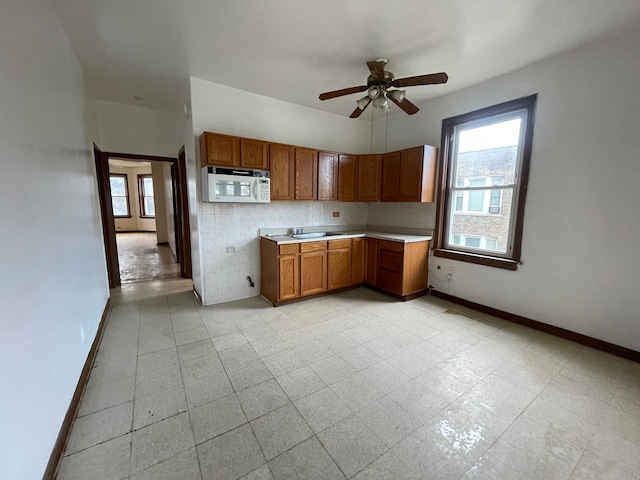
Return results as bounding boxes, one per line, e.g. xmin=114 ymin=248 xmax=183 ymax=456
xmin=109 ymin=174 xmax=130 ymax=217
xmin=138 ymin=175 xmax=155 ymax=217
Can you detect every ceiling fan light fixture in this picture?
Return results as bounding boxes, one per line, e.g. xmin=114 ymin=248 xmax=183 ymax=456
xmin=373 ymin=94 xmax=388 ymax=109
xmin=367 ymin=85 xmax=380 ymax=99
xmin=355 ymin=96 xmax=370 ymax=109
xmin=389 ymin=89 xmax=406 ymax=103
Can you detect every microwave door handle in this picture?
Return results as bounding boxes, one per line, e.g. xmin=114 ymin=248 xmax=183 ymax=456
xmin=252 ymin=181 xmax=258 ymax=201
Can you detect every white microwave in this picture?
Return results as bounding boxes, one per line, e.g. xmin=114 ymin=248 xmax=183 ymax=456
xmin=201 ymin=166 xmax=270 ymax=203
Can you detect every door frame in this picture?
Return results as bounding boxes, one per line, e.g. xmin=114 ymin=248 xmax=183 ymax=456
xmin=94 ymin=147 xmax=192 ymax=287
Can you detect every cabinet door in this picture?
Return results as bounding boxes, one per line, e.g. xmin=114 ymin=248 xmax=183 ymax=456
xmin=317 ymin=151 xmax=338 ymax=201
xmin=337 ymin=154 xmax=357 ymax=202
xmin=351 ymin=237 xmax=365 ymax=285
xmin=380 ymin=152 xmax=401 ymax=202
xmin=356 ymin=154 xmax=381 ymax=202
xmin=278 ymin=254 xmax=299 ymax=300
xmin=365 ymin=238 xmax=378 ymax=285
xmin=200 ymin=132 xmax=239 ymax=167
xmin=327 ymin=240 xmax=352 ymax=290
xmin=240 ymin=139 xmax=269 ymax=170
xmin=295 ymin=148 xmax=318 ymax=200
xmin=399 ymin=146 xmax=437 ymax=202
xmin=269 ymin=144 xmax=295 ymax=200
xmin=300 ymin=250 xmax=327 ymax=296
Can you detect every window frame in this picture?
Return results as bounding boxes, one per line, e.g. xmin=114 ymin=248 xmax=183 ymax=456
xmin=137 ymin=174 xmax=155 ymax=218
xmin=109 ymin=173 xmax=131 ymax=218
xmin=434 ymin=94 xmax=537 ymax=270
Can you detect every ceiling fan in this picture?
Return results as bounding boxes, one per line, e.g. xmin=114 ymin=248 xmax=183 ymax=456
xmin=319 ymin=58 xmax=448 ymax=118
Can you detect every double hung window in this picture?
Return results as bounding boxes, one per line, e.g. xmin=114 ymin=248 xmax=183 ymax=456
xmin=109 ymin=174 xmax=130 ymax=217
xmin=435 ymin=95 xmax=537 ymax=269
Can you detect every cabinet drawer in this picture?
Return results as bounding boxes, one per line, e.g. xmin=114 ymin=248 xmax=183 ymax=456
xmin=378 ymin=250 xmax=403 ymax=274
xmin=279 ymin=244 xmax=299 ymax=255
xmin=377 ymin=240 xmax=404 ymax=253
xmin=300 ymin=241 xmax=326 ymax=252
xmin=377 ymin=269 xmax=403 ymax=295
xmin=328 ymin=239 xmax=351 ymax=250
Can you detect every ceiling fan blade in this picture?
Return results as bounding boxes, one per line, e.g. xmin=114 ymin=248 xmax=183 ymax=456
xmin=350 ymin=98 xmax=371 ymax=118
xmin=319 ymin=85 xmax=368 ymax=100
xmin=388 ymin=95 xmax=419 ymax=115
xmin=366 ymin=60 xmax=386 ymax=80
xmin=391 ymin=72 xmax=448 ymax=88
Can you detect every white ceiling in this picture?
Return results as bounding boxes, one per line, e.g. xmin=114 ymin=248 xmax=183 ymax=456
xmin=52 ymin=0 xmax=640 ymax=118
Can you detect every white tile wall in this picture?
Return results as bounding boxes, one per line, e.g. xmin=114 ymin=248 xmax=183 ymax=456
xmin=199 ymin=201 xmax=368 ymax=304
xmin=367 ymin=203 xmax=436 ymax=230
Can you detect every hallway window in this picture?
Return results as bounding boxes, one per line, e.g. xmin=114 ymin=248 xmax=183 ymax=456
xmin=138 ymin=175 xmax=155 ymax=217
xmin=109 ymin=174 xmax=130 ymax=217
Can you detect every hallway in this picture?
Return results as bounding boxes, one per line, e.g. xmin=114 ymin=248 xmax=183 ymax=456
xmin=117 ymin=233 xmax=181 ymax=284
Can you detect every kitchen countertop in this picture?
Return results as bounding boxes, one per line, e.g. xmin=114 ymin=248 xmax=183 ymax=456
xmin=261 ymin=230 xmax=432 ymax=244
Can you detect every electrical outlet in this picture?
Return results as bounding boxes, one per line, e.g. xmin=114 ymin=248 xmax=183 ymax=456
xmin=451 ymin=266 xmax=457 ymax=276
xmin=332 ymin=211 xmax=340 ymax=217
xmin=226 ymin=246 xmax=236 ymax=253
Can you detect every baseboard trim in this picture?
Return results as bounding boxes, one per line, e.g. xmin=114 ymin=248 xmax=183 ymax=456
xmin=430 ymin=290 xmax=640 ymax=364
xmin=43 ymin=298 xmax=112 ymax=480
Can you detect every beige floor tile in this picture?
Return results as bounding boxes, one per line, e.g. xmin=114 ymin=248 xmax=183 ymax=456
xmin=131 ymin=412 xmax=194 ymax=473
xmin=183 ymin=370 xmax=234 ymax=409
xmin=356 ymin=396 xmax=423 ymax=447
xmin=294 ymin=387 xmax=353 ymax=434
xmin=65 ymin=401 xmax=133 ymax=455
xmin=352 ymin=450 xmax=419 ymax=480
xmin=197 ymin=424 xmax=265 ymax=480
xmin=239 ymin=464 xmax=274 ymax=480
xmin=57 ymin=433 xmax=131 ymax=480
xmin=130 ymin=448 xmax=201 ymax=480
xmin=177 ymin=338 xmax=215 ymax=363
xmin=330 ymin=373 xmax=385 ymax=411
xmin=276 ymin=366 xmax=326 ymax=401
xmin=133 ymin=384 xmax=187 ymax=430
xmin=268 ymin=436 xmax=345 ymax=480
xmin=250 ymin=404 xmax=313 ymax=460
xmin=77 ymin=375 xmax=135 ymax=417
xmin=317 ymin=414 xmax=387 ymax=478
xmin=227 ymin=358 xmax=274 ymax=391
xmin=137 ymin=347 xmax=179 ymax=374
xmin=360 ymin=361 xmax=412 ymax=394
xmin=237 ymin=379 xmax=290 ymax=420
xmin=189 ymin=393 xmax=247 ymax=445
xmin=309 ymin=355 xmax=357 ymax=385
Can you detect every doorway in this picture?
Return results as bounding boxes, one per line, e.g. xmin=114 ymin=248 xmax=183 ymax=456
xmin=94 ymin=146 xmax=192 ymax=288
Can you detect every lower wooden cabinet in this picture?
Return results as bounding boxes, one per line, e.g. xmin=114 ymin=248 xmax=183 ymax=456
xmin=327 ymin=239 xmax=352 ymax=290
xmin=261 ymin=236 xmax=427 ymax=305
xmin=367 ymin=239 xmax=429 ymax=298
xmin=300 ymin=242 xmax=327 ymax=296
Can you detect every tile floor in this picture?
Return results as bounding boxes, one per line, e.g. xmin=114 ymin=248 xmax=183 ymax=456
xmin=57 ymin=278 xmax=640 ymax=479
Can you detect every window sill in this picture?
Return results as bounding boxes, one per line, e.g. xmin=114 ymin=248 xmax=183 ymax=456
xmin=114 ymin=215 xmax=132 ymax=219
xmin=433 ymin=249 xmax=519 ymax=270
xmin=140 ymin=216 xmax=155 ymax=219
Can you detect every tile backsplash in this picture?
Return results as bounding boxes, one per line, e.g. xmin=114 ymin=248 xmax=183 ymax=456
xmin=367 ymin=202 xmax=436 ymax=229
xmin=199 ymin=201 xmax=367 ymax=304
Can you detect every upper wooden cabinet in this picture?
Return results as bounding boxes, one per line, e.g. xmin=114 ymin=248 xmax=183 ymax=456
xmin=337 ymin=154 xmax=357 ymax=202
xmin=200 ymin=132 xmax=268 ymax=169
xmin=295 ymin=148 xmax=318 ymax=200
xmin=200 ymin=132 xmax=239 ymax=167
xmin=240 ymin=138 xmax=269 ymax=170
xmin=380 ymin=152 xmax=401 ymax=202
xmin=399 ymin=146 xmax=437 ymax=202
xmin=269 ymin=144 xmax=295 ymax=200
xmin=317 ymin=151 xmax=339 ymax=201
xmin=356 ymin=154 xmax=381 ymax=202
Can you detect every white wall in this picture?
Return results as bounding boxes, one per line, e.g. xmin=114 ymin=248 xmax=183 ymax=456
xmin=382 ymin=25 xmax=640 ymax=351
xmin=96 ymin=100 xmax=183 ymax=158
xmin=0 ymin=1 xmax=109 ymax=477
xmin=189 ymin=77 xmax=371 ymax=304
xmin=151 ymin=162 xmax=170 ymax=243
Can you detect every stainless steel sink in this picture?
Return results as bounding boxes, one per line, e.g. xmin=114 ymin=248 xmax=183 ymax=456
xmin=291 ymin=232 xmax=327 ymax=239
